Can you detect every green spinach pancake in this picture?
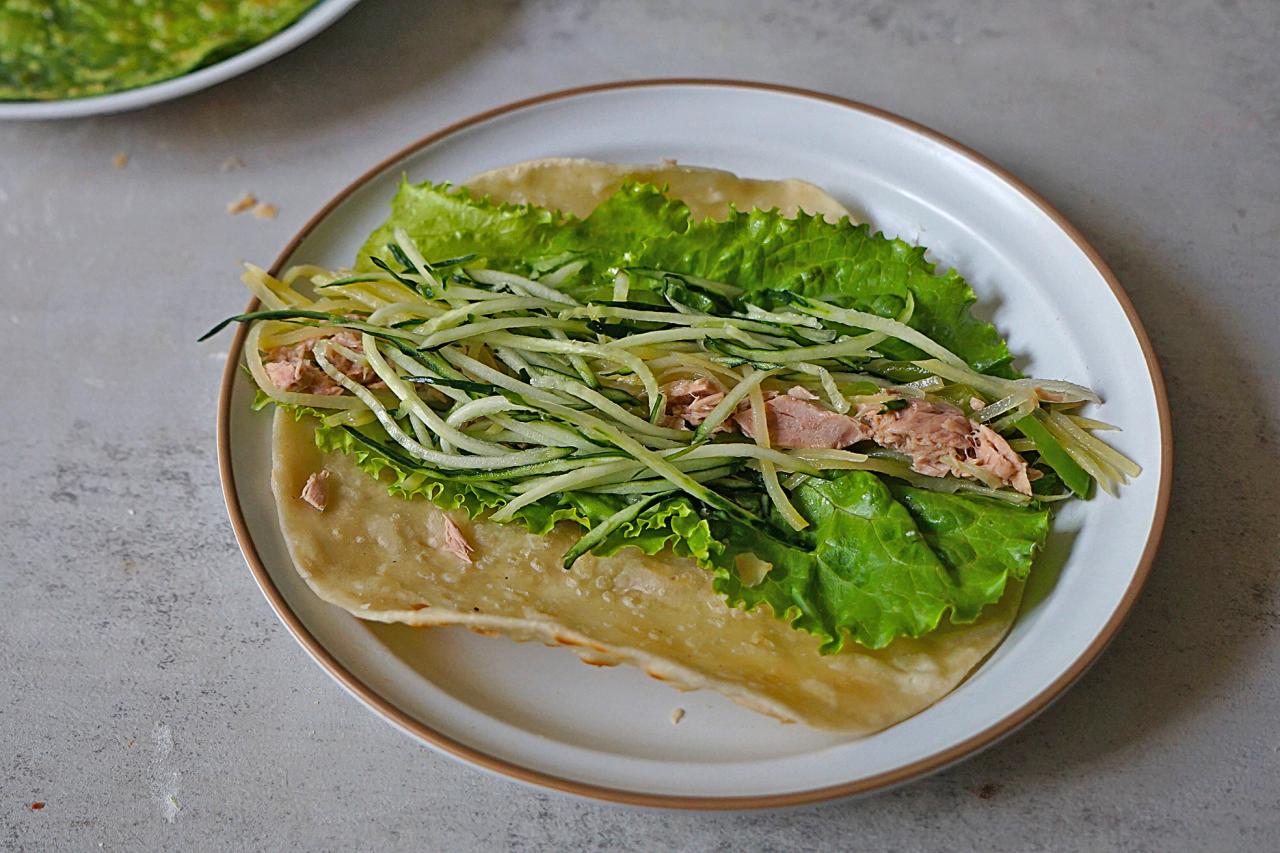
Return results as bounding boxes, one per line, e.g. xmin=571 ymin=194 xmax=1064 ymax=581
xmin=1 ymin=0 xmax=317 ymax=101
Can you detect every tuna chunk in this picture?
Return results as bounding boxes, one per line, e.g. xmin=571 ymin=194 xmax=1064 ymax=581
xmin=442 ymin=517 xmax=475 ymax=564
xmin=300 ymin=470 xmax=329 ymax=511
xmin=264 ymin=360 xmax=307 ymax=392
xmin=263 ymin=330 xmax=381 ymax=396
xmin=857 ymin=398 xmax=974 ymax=477
xmin=858 ymin=397 xmax=1032 ymax=494
xmin=735 ymin=387 xmax=868 ymax=449
xmin=972 ymin=424 xmax=1033 ymax=494
xmin=665 ymin=374 xmax=1033 ymax=494
xmin=663 ymin=378 xmax=727 ymax=429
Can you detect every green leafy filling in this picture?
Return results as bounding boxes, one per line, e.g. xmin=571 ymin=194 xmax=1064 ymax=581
xmin=307 ymin=179 xmax=1052 ymax=651
xmin=359 ymin=181 xmax=1015 ymax=373
xmin=711 ymin=474 xmax=1048 ymax=650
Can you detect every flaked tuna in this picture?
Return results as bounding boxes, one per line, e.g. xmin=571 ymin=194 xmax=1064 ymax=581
xmin=735 ymin=387 xmax=867 ymax=449
xmin=300 ymin=470 xmax=329 ymax=511
xmin=972 ymin=424 xmax=1033 ymax=494
xmin=856 ymin=398 xmax=974 ymax=477
xmin=663 ymin=378 xmax=728 ymax=429
xmin=858 ymin=397 xmax=1031 ymax=494
xmin=442 ymin=517 xmax=475 ymax=564
xmin=263 ymin=330 xmax=381 ymax=395
xmin=667 ymin=377 xmax=1033 ymax=495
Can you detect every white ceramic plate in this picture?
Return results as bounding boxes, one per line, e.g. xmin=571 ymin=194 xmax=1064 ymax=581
xmin=0 ymin=0 xmax=361 ymax=121
xmin=217 ymin=81 xmax=1171 ymax=808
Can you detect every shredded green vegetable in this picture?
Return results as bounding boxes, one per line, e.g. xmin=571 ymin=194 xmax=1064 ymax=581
xmin=206 ymin=227 xmax=1136 ymax=551
xmin=205 ymin=184 xmax=1140 ymax=651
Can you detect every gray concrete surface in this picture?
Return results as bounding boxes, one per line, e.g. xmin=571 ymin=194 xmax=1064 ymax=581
xmin=2 ymin=1 xmax=1278 ymax=850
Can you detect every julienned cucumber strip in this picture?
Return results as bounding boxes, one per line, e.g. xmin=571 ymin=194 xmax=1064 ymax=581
xmin=199 ymin=309 xmax=335 ymax=342
xmin=400 ymin=375 xmax=495 ymax=395
xmin=1016 ymin=414 xmax=1092 ymax=498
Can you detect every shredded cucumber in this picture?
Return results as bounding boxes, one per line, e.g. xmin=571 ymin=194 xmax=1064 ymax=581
xmin=747 ymin=379 xmax=809 ymax=532
xmin=314 ymin=343 xmax=568 ymax=470
xmin=211 ymin=229 xmax=1136 ymax=564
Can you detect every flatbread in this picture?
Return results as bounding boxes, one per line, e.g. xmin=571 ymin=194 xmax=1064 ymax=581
xmin=270 ymin=161 xmax=1021 ymax=732
xmin=464 ymin=157 xmax=852 ymax=221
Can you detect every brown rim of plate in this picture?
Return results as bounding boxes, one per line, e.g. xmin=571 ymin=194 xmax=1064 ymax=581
xmin=216 ymin=78 xmax=1173 ymax=810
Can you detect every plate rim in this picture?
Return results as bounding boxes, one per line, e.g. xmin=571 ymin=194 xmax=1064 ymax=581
xmin=215 ymin=78 xmax=1173 ymax=809
xmin=0 ymin=0 xmax=363 ymax=121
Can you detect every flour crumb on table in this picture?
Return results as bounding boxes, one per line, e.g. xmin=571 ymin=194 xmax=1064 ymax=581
xmin=226 ymin=193 xmax=257 ymax=215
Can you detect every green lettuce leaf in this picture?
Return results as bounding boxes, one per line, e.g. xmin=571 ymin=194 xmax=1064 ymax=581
xmin=711 ymin=474 xmax=1049 ymax=651
xmin=360 ymin=181 xmax=1014 ymax=373
xmin=612 ymin=187 xmax=1013 ymax=373
xmin=641 ymin=207 xmax=1014 ymax=373
xmin=357 ymin=182 xmax=562 ymax=273
xmin=889 ymin=485 xmax=1048 ymax=618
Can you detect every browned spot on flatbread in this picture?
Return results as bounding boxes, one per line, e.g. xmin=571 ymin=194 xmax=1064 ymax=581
xmin=553 ymin=634 xmax=608 ymax=652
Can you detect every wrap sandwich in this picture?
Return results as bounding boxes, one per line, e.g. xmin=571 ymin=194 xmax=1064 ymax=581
xmin=207 ymin=159 xmax=1138 ymax=733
